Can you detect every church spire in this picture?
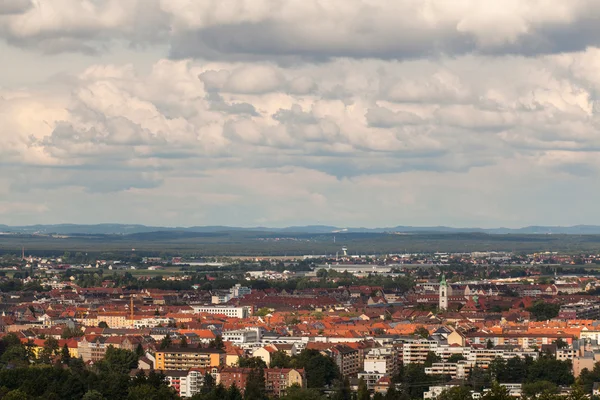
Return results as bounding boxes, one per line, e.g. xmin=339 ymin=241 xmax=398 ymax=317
xmin=439 ymin=273 xmax=448 ymax=311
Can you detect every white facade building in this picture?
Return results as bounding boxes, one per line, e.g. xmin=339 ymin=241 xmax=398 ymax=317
xmin=191 ymin=305 xmax=251 ymax=318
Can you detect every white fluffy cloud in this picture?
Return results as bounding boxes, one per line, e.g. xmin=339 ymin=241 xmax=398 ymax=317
xmin=1 ymin=1 xmax=600 ymax=226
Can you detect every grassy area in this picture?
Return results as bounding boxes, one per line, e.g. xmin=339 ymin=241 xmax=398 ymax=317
xmin=2 ymin=231 xmax=600 ymax=257
xmin=108 ymin=267 xmax=185 ymax=277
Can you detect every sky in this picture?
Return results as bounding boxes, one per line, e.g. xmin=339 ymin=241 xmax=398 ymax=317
xmin=2 ymin=0 xmax=600 ymax=228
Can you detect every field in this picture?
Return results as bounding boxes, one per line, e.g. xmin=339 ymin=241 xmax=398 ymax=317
xmin=2 ymin=231 xmax=600 ymax=257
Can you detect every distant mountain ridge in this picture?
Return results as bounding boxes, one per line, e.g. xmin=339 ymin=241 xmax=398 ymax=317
xmin=1 ymin=223 xmax=600 ymax=235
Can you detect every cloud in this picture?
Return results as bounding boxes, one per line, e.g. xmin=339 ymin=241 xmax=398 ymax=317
xmin=0 ymin=0 xmax=31 ymax=15
xmin=1 ymin=0 xmax=600 ymax=60
xmin=3 ymin=5 xmax=600 ymax=227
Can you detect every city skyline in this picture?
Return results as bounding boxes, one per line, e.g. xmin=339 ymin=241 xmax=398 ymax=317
xmin=2 ymin=1 xmax=600 ymax=227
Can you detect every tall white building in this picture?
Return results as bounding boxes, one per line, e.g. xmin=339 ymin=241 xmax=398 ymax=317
xmin=439 ymin=274 xmax=448 ymax=311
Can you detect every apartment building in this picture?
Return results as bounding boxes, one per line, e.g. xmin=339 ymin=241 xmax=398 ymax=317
xmin=402 ymin=340 xmax=438 ymax=364
xmin=155 ymin=346 xmax=226 ymax=370
xmin=264 ymin=368 xmax=306 ymax=396
xmin=556 ymin=348 xmax=578 ymax=361
xmin=357 ymin=371 xmax=386 ymax=391
xmin=364 ymin=347 xmax=397 ymax=376
xmin=218 ymin=368 xmax=253 ymax=392
xmin=331 ymin=344 xmax=361 ymax=377
xmin=425 ymin=361 xmax=471 ymax=379
xmin=462 ymin=348 xmax=538 ymax=369
xmin=467 ymin=332 xmax=574 ymax=349
xmin=96 ymin=312 xmax=133 ymax=328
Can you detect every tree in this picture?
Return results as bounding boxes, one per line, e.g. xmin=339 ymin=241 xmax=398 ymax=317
xmin=254 ymin=308 xmax=271 ymax=317
xmin=481 ymin=382 xmax=512 ymax=400
xmin=291 ymin=349 xmax=339 ymax=388
xmin=522 ymin=381 xmax=558 ymax=397
xmin=98 ymin=321 xmax=109 ymax=329
xmin=227 ymin=384 xmax=244 ymax=400
xmin=331 ymin=378 xmax=351 ymax=400
xmin=568 ymin=384 xmax=589 ymax=400
xmin=160 ymin=334 xmax=172 ymax=350
xmin=202 ymin=372 xmax=215 ymax=394
xmin=413 ymin=326 xmax=429 ymax=339
xmin=526 ymin=355 xmax=574 ymax=386
xmin=180 ymin=336 xmax=188 ymax=348
xmin=0 ymin=343 xmax=29 ymax=368
xmin=527 ymin=302 xmax=560 ymax=321
xmin=39 ymin=337 xmax=59 ymax=364
xmin=486 ymin=339 xmax=494 ymax=349
xmin=3 ymin=389 xmax=28 ymax=400
xmin=61 ymin=327 xmax=84 ymax=339
xmin=244 ymin=368 xmax=266 ymax=400
xmin=82 ymin=390 xmax=105 ymax=400
xmin=448 ymin=354 xmax=466 ymax=363
xmin=238 ymin=357 xmax=267 ymax=369
xmin=209 ymin=335 xmax=225 ymax=350
xmin=469 ymin=366 xmax=491 ymax=392
xmin=270 ymin=351 xmax=291 ymax=368
xmin=438 ymin=386 xmax=473 ymax=400
xmin=316 ymin=269 xmax=328 ymax=278
xmin=554 ymin=338 xmax=568 ymax=349
xmin=101 ymin=346 xmax=138 ymax=374
xmin=398 ymin=363 xmax=435 ymax=399
xmin=135 ymin=343 xmax=144 ymax=358
xmin=281 ymin=385 xmax=325 ymax=400
xmin=424 ymin=351 xmax=441 ymax=367
xmin=384 ymin=384 xmax=403 ymax=400
xmin=357 ymin=377 xmax=369 ymax=400
xmin=61 ymin=344 xmax=71 ymax=365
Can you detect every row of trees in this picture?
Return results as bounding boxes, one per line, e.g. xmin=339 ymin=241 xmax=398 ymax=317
xmin=0 ymin=333 xmax=177 ymax=400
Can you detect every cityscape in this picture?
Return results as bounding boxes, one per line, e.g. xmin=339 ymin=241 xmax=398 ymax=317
xmin=3 ymin=0 xmax=600 ymax=400
xmin=1 ymin=233 xmax=600 ymax=400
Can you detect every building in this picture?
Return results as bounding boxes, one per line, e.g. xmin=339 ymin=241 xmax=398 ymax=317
xmin=357 ymin=371 xmax=386 ymax=391
xmin=439 ymin=274 xmax=448 ymax=311
xmin=96 ymin=311 xmax=133 ymax=328
xmin=264 ymin=368 xmax=306 ymax=396
xmin=253 ymin=345 xmax=278 ymax=366
xmin=222 ymin=328 xmax=261 ymax=344
xmin=364 ymin=347 xmax=397 ymax=376
xmin=218 ymin=367 xmax=253 ymax=392
xmin=558 ymin=302 xmax=600 ymax=320
xmin=155 ymin=346 xmax=226 ymax=370
xmin=425 ymin=362 xmax=471 ymax=379
xmin=331 ymin=344 xmax=361 ymax=377
xmin=163 ymin=370 xmax=189 ymax=397
xmin=403 ymin=340 xmax=438 ymax=364
xmin=230 ymin=284 xmax=252 ymax=298
xmin=191 ymin=305 xmax=251 ymax=319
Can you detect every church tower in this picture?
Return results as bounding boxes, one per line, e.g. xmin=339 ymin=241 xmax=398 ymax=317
xmin=439 ymin=274 xmax=448 ymax=311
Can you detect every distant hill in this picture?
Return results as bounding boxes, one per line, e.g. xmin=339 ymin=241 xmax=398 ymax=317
xmin=2 ymin=223 xmax=600 ymax=235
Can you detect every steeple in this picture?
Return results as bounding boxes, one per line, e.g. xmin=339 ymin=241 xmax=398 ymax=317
xmin=439 ymin=273 xmax=448 ymax=311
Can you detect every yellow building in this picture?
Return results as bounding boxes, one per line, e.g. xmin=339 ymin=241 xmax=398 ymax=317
xmin=155 ymin=347 xmax=226 ymax=370
xmin=96 ymin=312 xmax=133 ymax=328
xmin=25 ymin=339 xmax=79 ymax=359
